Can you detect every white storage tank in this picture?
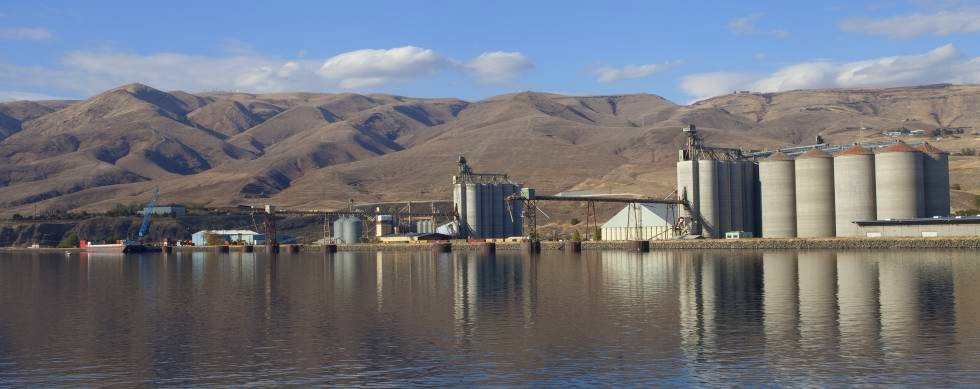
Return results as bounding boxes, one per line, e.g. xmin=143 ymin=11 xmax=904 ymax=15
xmin=916 ymin=143 xmax=951 ymax=217
xmin=465 ymin=183 xmax=481 ymax=238
xmin=730 ymin=161 xmax=745 ymax=234
xmin=833 ymin=145 xmax=876 ymax=237
xmin=759 ymin=152 xmax=797 ymax=238
xmin=718 ymin=160 xmax=733 ymax=235
xmin=697 ymin=160 xmax=720 ymax=238
xmin=875 ymin=143 xmax=924 ymax=219
xmin=795 ymin=149 xmax=835 ymax=238
xmin=676 ymin=160 xmax=701 ymax=235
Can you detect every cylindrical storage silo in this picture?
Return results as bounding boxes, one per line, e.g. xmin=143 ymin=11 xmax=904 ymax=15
xmin=834 ymin=146 xmax=876 ymax=237
xmin=341 ymin=217 xmax=363 ymax=244
xmin=697 ymin=160 xmax=720 ymax=238
xmin=717 ymin=160 xmax=733 ymax=235
xmin=480 ymin=183 xmax=493 ymax=238
xmin=916 ymin=143 xmax=950 ymax=217
xmin=730 ymin=161 xmax=745 ymax=233
xmin=465 ymin=183 xmax=481 ymax=238
xmin=759 ymin=152 xmax=797 ymax=238
xmin=454 ymin=182 xmax=467 ymax=237
xmin=741 ymin=161 xmax=756 ymax=236
xmin=492 ymin=183 xmax=504 ymax=237
xmin=795 ymin=149 xmax=835 ymax=238
xmin=875 ymin=143 xmax=924 ymax=219
xmin=676 ymin=160 xmax=701 ymax=235
xmin=332 ymin=218 xmax=345 ymax=241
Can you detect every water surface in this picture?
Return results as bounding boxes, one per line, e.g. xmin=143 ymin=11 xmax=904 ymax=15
xmin=1 ymin=249 xmax=978 ymax=386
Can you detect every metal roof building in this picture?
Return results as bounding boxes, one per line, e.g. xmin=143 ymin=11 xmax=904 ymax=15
xmin=855 ymin=216 xmax=980 ymax=238
xmin=601 ymin=203 xmax=678 ymax=241
xmin=192 ymin=230 xmax=265 ymax=246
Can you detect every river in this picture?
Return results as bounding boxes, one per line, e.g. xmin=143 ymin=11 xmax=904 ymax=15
xmin=1 ymin=249 xmax=978 ymax=386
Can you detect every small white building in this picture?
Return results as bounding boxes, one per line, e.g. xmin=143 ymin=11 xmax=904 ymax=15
xmin=601 ymin=203 xmax=677 ymax=241
xmin=192 ymin=230 xmax=265 ymax=246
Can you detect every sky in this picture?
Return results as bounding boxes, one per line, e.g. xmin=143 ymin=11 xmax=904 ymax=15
xmin=2 ymin=0 xmax=980 ymax=103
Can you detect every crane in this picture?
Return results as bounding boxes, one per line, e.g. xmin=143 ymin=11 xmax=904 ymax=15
xmin=137 ymin=187 xmax=158 ymax=241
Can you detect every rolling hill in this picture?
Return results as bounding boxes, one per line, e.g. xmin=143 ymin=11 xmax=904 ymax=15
xmin=0 ymin=83 xmax=977 ymax=217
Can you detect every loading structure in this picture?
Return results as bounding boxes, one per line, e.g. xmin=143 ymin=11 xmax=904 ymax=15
xmin=452 ymin=156 xmax=523 ymax=239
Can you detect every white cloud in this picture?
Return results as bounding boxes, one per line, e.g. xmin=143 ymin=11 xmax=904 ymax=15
xmin=0 ymin=27 xmax=53 ymax=41
xmin=680 ymin=44 xmax=980 ymax=101
xmin=595 ymin=60 xmax=683 ymax=83
xmin=840 ymin=9 xmax=980 ymax=38
xmin=317 ymin=46 xmax=448 ymax=89
xmin=0 ymin=90 xmax=62 ymax=101
xmin=465 ymin=51 xmax=533 ymax=83
xmin=0 ymin=45 xmax=532 ymax=97
xmin=728 ymin=14 xmax=789 ymax=37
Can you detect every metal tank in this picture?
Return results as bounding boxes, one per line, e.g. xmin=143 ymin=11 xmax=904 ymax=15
xmin=510 ymin=184 xmax=524 ymax=237
xmin=465 ymin=183 xmax=481 ymax=238
xmin=759 ymin=152 xmax=797 ymax=238
xmin=875 ymin=143 xmax=924 ymax=219
xmin=730 ymin=161 xmax=745 ymax=233
xmin=794 ymin=149 xmax=835 ymax=238
xmin=833 ymin=146 xmax=876 ymax=237
xmin=676 ymin=160 xmax=701 ymax=235
xmin=717 ymin=160 xmax=733 ymax=235
xmin=697 ymin=159 xmax=720 ymax=238
xmin=415 ymin=220 xmax=434 ymax=234
xmin=916 ymin=143 xmax=951 ymax=217
xmin=333 ymin=217 xmax=363 ymax=244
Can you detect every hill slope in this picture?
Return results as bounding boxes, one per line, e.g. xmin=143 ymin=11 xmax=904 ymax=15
xmin=0 ymin=83 xmax=977 ymax=216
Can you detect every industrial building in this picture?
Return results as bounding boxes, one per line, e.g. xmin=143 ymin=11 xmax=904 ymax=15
xmin=452 ymin=156 xmax=523 ymax=239
xmin=855 ymin=217 xmax=980 ymax=238
xmin=333 ymin=217 xmax=363 ymax=244
xmin=191 ymin=230 xmax=264 ymax=246
xmin=600 ymin=203 xmax=678 ymax=241
xmin=675 ymin=124 xmax=956 ymax=239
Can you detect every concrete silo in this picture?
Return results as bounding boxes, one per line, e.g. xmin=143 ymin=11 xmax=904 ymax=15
xmin=676 ymin=159 xmax=701 ymax=235
xmin=759 ymin=152 xmax=797 ymax=238
xmin=795 ymin=149 xmax=835 ymax=238
xmin=465 ymin=183 xmax=481 ymax=238
xmin=718 ymin=160 xmax=733 ymax=235
xmin=697 ymin=159 xmax=721 ymax=238
xmin=833 ymin=146 xmax=876 ymax=237
xmin=916 ymin=143 xmax=951 ymax=217
xmin=741 ymin=161 xmax=757 ymax=236
xmin=875 ymin=143 xmax=924 ymax=219
xmin=730 ymin=161 xmax=745 ymax=233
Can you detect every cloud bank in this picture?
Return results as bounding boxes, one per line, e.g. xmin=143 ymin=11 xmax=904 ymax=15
xmin=0 ymin=45 xmax=533 ymax=97
xmin=680 ymin=44 xmax=980 ymax=101
xmin=840 ymin=10 xmax=980 ymax=38
xmin=595 ymin=60 xmax=683 ymax=83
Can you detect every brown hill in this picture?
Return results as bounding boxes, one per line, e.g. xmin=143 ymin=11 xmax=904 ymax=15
xmin=0 ymin=83 xmax=977 ymax=216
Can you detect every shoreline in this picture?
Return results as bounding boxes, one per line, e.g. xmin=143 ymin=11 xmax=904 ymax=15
xmin=5 ymin=237 xmax=980 ymax=253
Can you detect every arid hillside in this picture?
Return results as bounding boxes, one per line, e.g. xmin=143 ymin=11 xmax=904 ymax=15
xmin=0 ymin=83 xmax=977 ymax=217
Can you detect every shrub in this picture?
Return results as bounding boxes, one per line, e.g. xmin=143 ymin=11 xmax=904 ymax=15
xmin=569 ymin=218 xmax=581 ymax=226
xmin=951 ymin=184 xmax=962 ymax=190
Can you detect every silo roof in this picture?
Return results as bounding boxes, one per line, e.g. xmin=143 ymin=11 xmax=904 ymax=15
xmin=879 ymin=142 xmax=918 ymax=153
xmin=764 ymin=151 xmax=793 ymax=161
xmin=798 ymin=149 xmax=833 ymax=159
xmin=837 ymin=145 xmax=872 ymax=156
xmin=915 ymin=142 xmax=948 ymax=154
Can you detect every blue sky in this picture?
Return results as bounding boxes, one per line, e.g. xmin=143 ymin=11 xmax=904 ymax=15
xmin=2 ymin=0 xmax=980 ymax=103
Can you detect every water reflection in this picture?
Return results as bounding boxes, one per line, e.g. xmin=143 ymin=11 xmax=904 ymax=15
xmin=0 ymin=249 xmax=978 ymax=386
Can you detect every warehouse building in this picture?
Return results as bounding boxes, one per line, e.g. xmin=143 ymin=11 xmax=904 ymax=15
xmin=601 ymin=203 xmax=678 ymax=241
xmin=855 ymin=216 xmax=980 ymax=238
xmin=191 ymin=230 xmax=264 ymax=245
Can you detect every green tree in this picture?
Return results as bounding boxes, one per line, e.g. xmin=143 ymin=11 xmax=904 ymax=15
xmin=594 ymin=227 xmax=602 ymax=241
xmin=58 ymin=232 xmax=80 ymax=248
xmin=571 ymin=230 xmax=581 ymax=242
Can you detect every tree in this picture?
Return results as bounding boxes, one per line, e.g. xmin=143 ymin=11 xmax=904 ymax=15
xmin=12 ymin=213 xmax=22 ymax=220
xmin=594 ymin=227 xmax=602 ymax=241
xmin=58 ymin=232 xmax=80 ymax=248
xmin=569 ymin=218 xmax=581 ymax=226
xmin=571 ymin=230 xmax=581 ymax=242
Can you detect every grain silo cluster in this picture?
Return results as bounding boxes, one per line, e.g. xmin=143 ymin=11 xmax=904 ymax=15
xmin=757 ymin=142 xmax=950 ymax=238
xmin=676 ymin=124 xmax=953 ymax=239
xmin=452 ymin=156 xmax=523 ymax=239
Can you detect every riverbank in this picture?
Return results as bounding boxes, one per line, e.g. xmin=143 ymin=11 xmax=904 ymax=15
xmin=7 ymin=237 xmax=979 ymax=253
